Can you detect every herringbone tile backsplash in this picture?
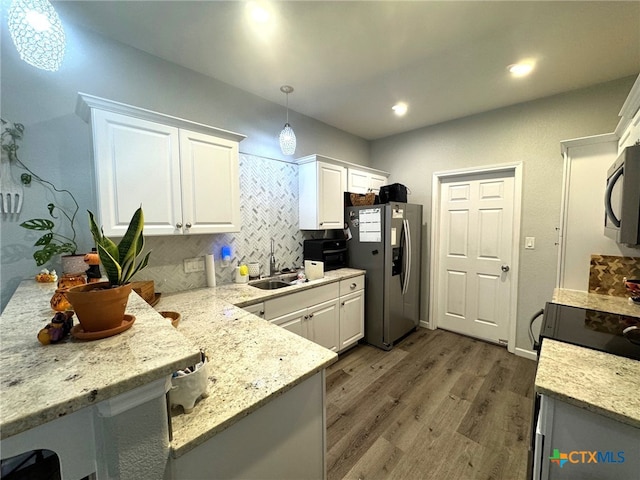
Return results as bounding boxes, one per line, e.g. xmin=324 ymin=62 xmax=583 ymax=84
xmin=136 ymin=154 xmax=313 ymax=293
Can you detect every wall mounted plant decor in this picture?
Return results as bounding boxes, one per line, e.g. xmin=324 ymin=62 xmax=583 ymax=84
xmin=1 ymin=118 xmax=80 ymax=266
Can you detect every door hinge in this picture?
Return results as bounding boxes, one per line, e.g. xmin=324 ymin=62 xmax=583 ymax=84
xmin=498 ymin=338 xmax=508 ymax=346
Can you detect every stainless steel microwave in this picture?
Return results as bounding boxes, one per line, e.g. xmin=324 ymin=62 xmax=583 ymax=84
xmin=604 ymin=144 xmax=640 ymax=246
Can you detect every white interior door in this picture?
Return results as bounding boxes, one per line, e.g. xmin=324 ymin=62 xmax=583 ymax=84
xmin=436 ymin=171 xmax=515 ymax=345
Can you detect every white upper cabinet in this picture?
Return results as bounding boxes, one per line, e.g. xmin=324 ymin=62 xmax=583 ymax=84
xmin=615 ymin=74 xmax=640 ymax=153
xmin=77 ymin=93 xmax=244 ymax=236
xmin=178 ymin=129 xmax=241 ymax=234
xmin=298 ymin=154 xmax=389 ymax=230
xmin=298 ymin=156 xmax=346 ymax=230
xmin=347 ymin=167 xmax=388 ymax=194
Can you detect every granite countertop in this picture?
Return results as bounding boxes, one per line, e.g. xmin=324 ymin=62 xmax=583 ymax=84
xmin=208 ymin=267 xmax=366 ymax=307
xmin=158 ymin=268 xmax=364 ymax=457
xmin=552 ymin=288 xmax=640 ymax=317
xmin=0 ymin=280 xmax=201 ymax=440
xmin=534 ymin=288 xmax=640 ymax=429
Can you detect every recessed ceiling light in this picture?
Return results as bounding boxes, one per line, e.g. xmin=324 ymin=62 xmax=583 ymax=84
xmin=247 ymin=2 xmax=271 ymax=23
xmin=507 ymin=62 xmax=535 ymax=77
xmin=392 ymin=102 xmax=408 ymax=116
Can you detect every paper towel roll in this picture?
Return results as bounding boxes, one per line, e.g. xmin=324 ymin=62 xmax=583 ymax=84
xmin=205 ymin=254 xmax=216 ymax=287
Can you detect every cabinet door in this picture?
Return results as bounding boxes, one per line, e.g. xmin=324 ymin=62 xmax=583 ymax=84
xmin=368 ymin=174 xmax=387 ymax=195
xmin=339 ymin=290 xmax=365 ymax=351
xmin=347 ymin=168 xmax=370 ymax=194
xmin=318 ymin=162 xmax=346 ymax=229
xmin=270 ymin=309 xmax=306 ymax=338
xmin=92 ymin=109 xmax=182 ymax=236
xmin=242 ymin=303 xmax=265 ymax=319
xmin=179 ymin=130 xmax=241 ymax=234
xmin=307 ymin=299 xmax=340 ymax=352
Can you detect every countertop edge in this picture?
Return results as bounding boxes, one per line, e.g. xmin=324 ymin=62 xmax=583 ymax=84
xmin=170 ymin=353 xmax=337 ymax=458
xmin=534 ymin=383 xmax=640 ymax=429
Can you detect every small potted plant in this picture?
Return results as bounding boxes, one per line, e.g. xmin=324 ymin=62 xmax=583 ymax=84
xmin=66 ymin=207 xmax=151 ymax=333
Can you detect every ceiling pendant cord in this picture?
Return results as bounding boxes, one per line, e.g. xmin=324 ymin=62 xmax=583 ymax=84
xmin=279 ymin=85 xmax=296 ymax=156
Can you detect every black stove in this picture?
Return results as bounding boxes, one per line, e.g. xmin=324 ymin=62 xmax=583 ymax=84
xmin=539 ymin=302 xmax=640 ymax=361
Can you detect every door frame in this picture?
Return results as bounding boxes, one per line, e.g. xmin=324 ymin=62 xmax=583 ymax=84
xmin=428 ymin=162 xmax=523 ymax=354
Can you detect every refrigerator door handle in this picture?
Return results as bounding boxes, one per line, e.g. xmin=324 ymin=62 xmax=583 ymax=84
xmin=402 ymin=219 xmax=412 ymax=296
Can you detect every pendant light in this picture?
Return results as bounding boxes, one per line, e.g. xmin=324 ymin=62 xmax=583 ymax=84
xmin=279 ymin=85 xmax=296 ymax=156
xmin=8 ymin=0 xmax=66 ymax=72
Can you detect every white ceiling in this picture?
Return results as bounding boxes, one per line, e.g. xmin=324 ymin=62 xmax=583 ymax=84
xmin=55 ymin=1 xmax=640 ymax=140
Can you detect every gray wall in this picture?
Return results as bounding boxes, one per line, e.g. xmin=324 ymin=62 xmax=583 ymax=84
xmin=370 ymin=76 xmax=636 ymax=352
xmin=0 ymin=23 xmax=369 ymax=311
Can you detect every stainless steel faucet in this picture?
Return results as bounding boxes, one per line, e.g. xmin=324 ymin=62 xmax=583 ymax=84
xmin=269 ymin=238 xmax=278 ymax=276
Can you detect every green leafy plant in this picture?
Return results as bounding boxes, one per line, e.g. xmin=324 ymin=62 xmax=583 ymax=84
xmin=88 ymin=207 xmax=151 ymax=286
xmin=1 ymin=119 xmax=79 ymax=266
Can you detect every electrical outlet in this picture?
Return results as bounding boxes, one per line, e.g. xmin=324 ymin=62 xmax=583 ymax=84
xmin=525 ymin=237 xmax=535 ymax=249
xmin=183 ymin=257 xmax=205 ymax=273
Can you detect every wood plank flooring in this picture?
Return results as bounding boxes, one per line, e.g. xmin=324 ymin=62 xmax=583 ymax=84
xmin=326 ymin=328 xmax=537 ymax=480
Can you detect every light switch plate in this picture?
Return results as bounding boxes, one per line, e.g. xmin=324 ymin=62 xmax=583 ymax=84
xmin=183 ymin=257 xmax=205 ymax=273
xmin=525 ymin=237 xmax=535 ymax=249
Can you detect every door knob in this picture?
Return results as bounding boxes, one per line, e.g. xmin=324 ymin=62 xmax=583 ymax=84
xmin=501 ymin=265 xmax=510 ymax=272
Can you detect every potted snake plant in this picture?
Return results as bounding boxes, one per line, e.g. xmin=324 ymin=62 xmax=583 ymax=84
xmin=66 ymin=207 xmax=151 ymax=333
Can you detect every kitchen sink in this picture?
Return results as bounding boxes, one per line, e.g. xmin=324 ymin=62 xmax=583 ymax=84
xmin=250 ymin=280 xmax=291 ymax=290
xmin=249 ymin=273 xmax=299 ymax=290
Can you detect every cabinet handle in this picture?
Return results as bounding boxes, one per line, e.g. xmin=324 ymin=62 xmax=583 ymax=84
xmin=319 ymin=222 xmax=324 ymax=226
xmin=309 ymin=313 xmax=314 ymax=318
xmin=186 ymin=222 xmax=192 ymax=229
xmin=176 ymin=222 xmax=182 ymax=229
xmin=259 ymin=311 xmax=264 ymax=315
xmin=304 ymin=315 xmax=308 ymax=320
xmin=341 ymin=302 xmax=345 ymax=306
xmin=351 ymin=283 xmax=357 ymax=289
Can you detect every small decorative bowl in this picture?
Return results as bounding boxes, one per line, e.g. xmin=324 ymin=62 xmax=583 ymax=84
xmin=159 ymin=311 xmax=180 ymax=328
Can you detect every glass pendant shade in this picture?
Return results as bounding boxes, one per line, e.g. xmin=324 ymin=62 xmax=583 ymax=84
xmin=279 ymin=123 xmax=296 ymax=156
xmin=8 ymin=0 xmax=66 ymax=72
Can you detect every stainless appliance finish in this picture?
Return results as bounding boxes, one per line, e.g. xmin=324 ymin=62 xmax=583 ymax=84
xmin=345 ymin=202 xmax=422 ymax=350
xmin=604 ymin=144 xmax=640 ymax=246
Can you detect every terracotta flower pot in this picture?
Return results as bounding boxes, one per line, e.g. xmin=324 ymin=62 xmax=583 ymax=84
xmin=66 ymin=282 xmax=132 ymax=332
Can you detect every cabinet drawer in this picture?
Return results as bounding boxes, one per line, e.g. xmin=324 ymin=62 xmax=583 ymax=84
xmin=339 ymin=275 xmax=364 ymax=296
xmin=264 ymin=283 xmax=339 ymax=320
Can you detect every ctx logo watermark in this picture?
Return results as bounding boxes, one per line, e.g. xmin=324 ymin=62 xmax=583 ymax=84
xmin=550 ymin=449 xmax=625 ymax=468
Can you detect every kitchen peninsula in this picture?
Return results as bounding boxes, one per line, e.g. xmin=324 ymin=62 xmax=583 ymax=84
xmin=0 ymin=270 xmax=365 ymax=479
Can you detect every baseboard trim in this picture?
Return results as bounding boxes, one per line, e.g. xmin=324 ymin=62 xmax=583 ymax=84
xmin=515 ymin=347 xmax=538 ymax=361
xmin=419 ymin=320 xmax=433 ymax=330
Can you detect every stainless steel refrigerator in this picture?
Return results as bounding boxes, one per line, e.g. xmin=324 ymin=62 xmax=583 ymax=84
xmin=345 ymin=202 xmax=422 ymax=350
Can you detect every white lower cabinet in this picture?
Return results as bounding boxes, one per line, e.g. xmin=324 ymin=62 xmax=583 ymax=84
xmin=339 ymin=290 xmax=364 ymax=350
xmin=270 ymin=300 xmax=339 ymax=352
xmin=265 ymin=275 xmax=364 ymax=353
xmin=168 ymin=372 xmax=326 ymax=480
xmin=242 ymin=302 xmax=265 ymax=319
xmin=306 ymin=300 xmax=340 ymax=352
xmin=533 ymin=394 xmax=640 ymax=480
xmin=271 ymin=308 xmax=306 ymax=337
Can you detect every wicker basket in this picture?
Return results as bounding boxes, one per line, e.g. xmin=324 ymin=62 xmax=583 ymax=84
xmin=350 ymin=192 xmax=376 ymax=206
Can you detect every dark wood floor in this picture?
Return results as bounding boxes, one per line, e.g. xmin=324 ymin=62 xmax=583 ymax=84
xmin=325 ymin=327 xmax=538 ymax=480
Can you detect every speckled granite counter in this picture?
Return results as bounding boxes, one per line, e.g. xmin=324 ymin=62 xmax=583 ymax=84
xmin=535 ymin=288 xmax=640 ymax=429
xmin=0 ymin=280 xmax=201 ymax=440
xmin=552 ymin=288 xmax=640 ymax=317
xmin=204 ymin=267 xmax=365 ymax=307
xmin=157 ymin=269 xmax=363 ymax=457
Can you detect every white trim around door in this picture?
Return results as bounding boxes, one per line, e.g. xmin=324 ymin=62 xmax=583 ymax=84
xmin=428 ymin=162 xmax=523 ymax=354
